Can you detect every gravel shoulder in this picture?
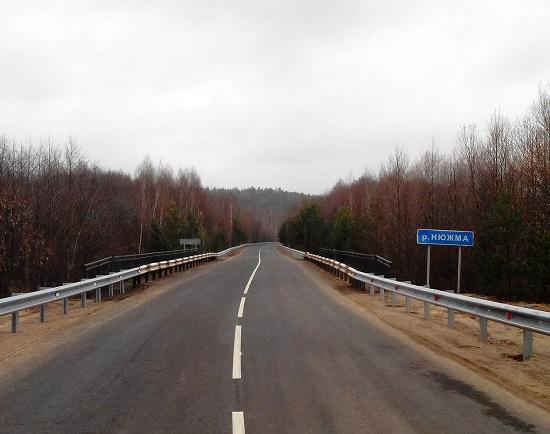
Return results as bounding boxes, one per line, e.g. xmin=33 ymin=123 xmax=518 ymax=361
xmin=303 ymin=259 xmax=550 ymax=415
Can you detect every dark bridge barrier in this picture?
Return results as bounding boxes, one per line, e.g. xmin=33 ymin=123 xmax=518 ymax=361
xmin=316 ymin=248 xmax=394 ymax=277
xmin=84 ymin=249 xmax=199 ymax=278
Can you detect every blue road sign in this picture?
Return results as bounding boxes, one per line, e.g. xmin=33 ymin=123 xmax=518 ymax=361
xmin=417 ymin=229 xmax=474 ymax=247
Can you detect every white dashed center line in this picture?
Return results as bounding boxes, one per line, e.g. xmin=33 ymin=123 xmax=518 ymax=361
xmin=232 ymin=325 xmax=242 ymax=379
xmin=232 ymin=411 xmax=245 ymax=434
xmin=232 ymin=248 xmax=262 ymax=433
xmin=237 ymin=297 xmax=246 ymax=318
xmin=243 ymin=249 xmax=261 ymax=295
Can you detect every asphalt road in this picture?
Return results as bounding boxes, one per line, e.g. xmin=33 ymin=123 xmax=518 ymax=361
xmin=0 ymin=244 xmax=548 ymax=433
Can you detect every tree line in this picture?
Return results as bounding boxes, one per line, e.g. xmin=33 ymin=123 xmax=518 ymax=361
xmin=0 ymin=143 xmax=267 ymax=297
xmin=280 ymin=86 xmax=550 ymax=302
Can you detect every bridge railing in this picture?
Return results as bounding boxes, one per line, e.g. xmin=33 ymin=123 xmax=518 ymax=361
xmin=0 ymin=245 xmax=248 ymax=333
xmin=316 ymin=247 xmax=393 ymax=276
xmin=84 ymin=249 xmax=199 ymax=278
xmin=281 ymin=245 xmax=550 ymax=360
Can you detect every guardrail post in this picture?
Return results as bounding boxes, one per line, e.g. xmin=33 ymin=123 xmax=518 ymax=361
xmin=406 ymin=296 xmax=412 ymax=312
xmin=108 ymin=284 xmax=114 ymax=297
xmin=447 ymin=309 xmax=455 ymax=328
xmin=369 ymin=284 xmax=374 ymax=296
xmin=11 ymin=312 xmax=19 ymax=333
xmin=423 ymin=302 xmax=431 ymax=319
xmin=479 ymin=318 xmax=488 ymax=342
xmin=63 ymin=298 xmax=69 ymax=314
xmin=40 ymin=304 xmax=47 ymax=322
xmin=403 ymin=281 xmax=412 ymax=306
xmin=81 ymin=292 xmax=87 ymax=308
xmin=523 ymin=330 xmax=533 ymax=360
xmin=391 ymin=292 xmax=397 ymax=307
xmin=121 ymin=280 xmax=125 ymax=294
xmin=379 ymin=286 xmax=384 ymax=300
xmin=95 ymin=287 xmax=101 ymax=303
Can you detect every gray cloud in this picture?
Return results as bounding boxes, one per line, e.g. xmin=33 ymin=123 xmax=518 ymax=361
xmin=1 ymin=0 xmax=548 ymax=193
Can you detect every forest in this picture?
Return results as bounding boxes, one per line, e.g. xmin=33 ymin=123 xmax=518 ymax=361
xmin=0 ymin=144 xmax=286 ymax=297
xmin=280 ymin=87 xmax=550 ymax=302
xmin=207 ymin=187 xmax=310 ymax=240
xmin=1 ymin=87 xmax=548 ymax=301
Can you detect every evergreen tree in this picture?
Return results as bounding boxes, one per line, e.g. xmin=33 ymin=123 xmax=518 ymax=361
xmin=330 ymin=207 xmax=355 ymax=250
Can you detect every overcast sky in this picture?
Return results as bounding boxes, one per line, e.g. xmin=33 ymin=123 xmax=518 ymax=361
xmin=1 ymin=1 xmax=549 ymax=193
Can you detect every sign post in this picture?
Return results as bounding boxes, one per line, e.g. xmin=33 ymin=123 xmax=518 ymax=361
xmin=426 ymin=245 xmax=431 ymax=287
xmin=457 ymin=247 xmax=462 ymax=294
xmin=417 ymin=229 xmax=474 ymax=291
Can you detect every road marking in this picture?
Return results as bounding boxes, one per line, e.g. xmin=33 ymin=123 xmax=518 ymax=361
xmin=232 ymin=325 xmax=242 ymax=379
xmin=243 ymin=249 xmax=262 ymax=295
xmin=232 ymin=411 xmax=245 ymax=434
xmin=237 ymin=297 xmax=246 ymax=318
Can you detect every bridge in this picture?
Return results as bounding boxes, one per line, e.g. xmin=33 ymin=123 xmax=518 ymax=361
xmin=0 ymin=244 xmax=549 ymax=433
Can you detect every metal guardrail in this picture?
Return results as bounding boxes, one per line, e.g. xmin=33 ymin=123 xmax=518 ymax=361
xmin=216 ymin=243 xmax=252 ymax=257
xmin=281 ymin=245 xmax=550 ymax=360
xmin=0 ymin=245 xmax=248 ymax=334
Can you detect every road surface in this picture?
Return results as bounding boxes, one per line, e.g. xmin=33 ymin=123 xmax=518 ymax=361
xmin=0 ymin=244 xmax=547 ymax=433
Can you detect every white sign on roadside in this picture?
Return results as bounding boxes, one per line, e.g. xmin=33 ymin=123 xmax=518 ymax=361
xmin=180 ymin=238 xmax=201 ymax=249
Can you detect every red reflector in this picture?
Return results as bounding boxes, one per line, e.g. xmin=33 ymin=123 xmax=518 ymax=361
xmin=506 ymin=312 xmax=513 ymax=320
xmin=434 ymin=295 xmax=440 ymax=301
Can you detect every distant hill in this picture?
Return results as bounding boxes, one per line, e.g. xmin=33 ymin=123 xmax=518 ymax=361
xmin=207 ymin=187 xmax=313 ymax=239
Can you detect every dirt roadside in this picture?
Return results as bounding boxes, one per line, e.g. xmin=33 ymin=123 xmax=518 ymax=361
xmin=302 ymin=259 xmax=550 ymax=414
xmin=0 ymin=285 xmax=154 ymax=363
